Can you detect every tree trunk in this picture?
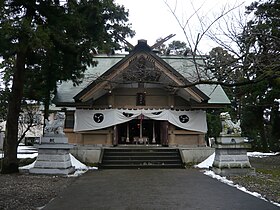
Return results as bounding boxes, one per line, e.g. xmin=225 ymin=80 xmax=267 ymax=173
xmin=256 ymin=107 xmax=269 ymax=152
xmin=1 ymin=52 xmax=26 ymax=174
xmin=43 ymin=90 xmax=50 ymax=135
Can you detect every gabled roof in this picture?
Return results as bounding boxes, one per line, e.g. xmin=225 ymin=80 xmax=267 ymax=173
xmin=54 ymin=40 xmax=230 ymax=106
xmin=74 ymin=40 xmax=209 ymax=104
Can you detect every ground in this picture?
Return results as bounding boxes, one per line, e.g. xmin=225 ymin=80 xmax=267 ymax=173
xmin=0 ymin=173 xmax=75 ymax=210
xmin=0 ymin=155 xmax=279 ymax=210
xmin=228 ymin=154 xmax=280 ymax=204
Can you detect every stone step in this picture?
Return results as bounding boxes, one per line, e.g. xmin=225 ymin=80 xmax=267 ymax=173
xmin=103 ymin=155 xmax=180 ymax=160
xmin=101 ymin=163 xmax=183 ymax=169
xmin=100 ymin=147 xmax=183 ymax=169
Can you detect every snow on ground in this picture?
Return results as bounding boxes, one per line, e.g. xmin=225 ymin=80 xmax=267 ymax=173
xmin=204 ymin=171 xmax=267 ymax=200
xmin=19 ymin=160 xmax=36 ymax=170
xmin=247 ymin=152 xmax=280 ymax=158
xmin=17 ymin=145 xmax=38 ymax=159
xmin=195 ymin=152 xmax=280 ymax=207
xmin=204 ymin=170 xmax=280 ymax=207
xmin=17 ymin=153 xmax=38 ymax=159
xmin=195 ymin=151 xmax=280 ymax=169
xmin=16 ymin=145 xmax=97 ymax=176
xmin=67 ymin=154 xmax=97 ymax=177
xmin=195 ymin=152 xmax=215 ymax=169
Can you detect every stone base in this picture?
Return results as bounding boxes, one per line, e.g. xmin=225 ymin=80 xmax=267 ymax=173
xmin=211 ymin=166 xmax=255 ymax=176
xmin=212 ymin=136 xmax=254 ymax=176
xmin=212 ymin=147 xmax=252 ymax=169
xmin=30 ymin=148 xmax=75 ymax=175
xmin=30 ymin=140 xmax=75 ymax=175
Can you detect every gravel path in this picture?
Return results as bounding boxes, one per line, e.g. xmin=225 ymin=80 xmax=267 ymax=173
xmin=0 ymin=174 xmax=75 ymax=210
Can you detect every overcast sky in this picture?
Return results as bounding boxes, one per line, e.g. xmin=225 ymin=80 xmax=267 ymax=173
xmin=115 ymin=0 xmax=254 ymax=53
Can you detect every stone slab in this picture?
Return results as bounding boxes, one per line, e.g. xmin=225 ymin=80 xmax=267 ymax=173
xmin=34 ymin=160 xmax=72 ymax=169
xmin=215 ymin=148 xmax=248 ymax=155
xmin=29 ymin=166 xmax=75 ymax=175
xmin=37 ymin=148 xmax=72 ymax=155
xmin=213 ymin=143 xmax=251 ymax=149
xmin=36 ymin=154 xmax=71 ymax=162
xmin=212 ymin=160 xmax=251 ymax=169
xmin=41 ymin=136 xmax=69 ymax=144
xmin=37 ymin=144 xmax=73 ymax=149
xmin=211 ymin=166 xmax=255 ymax=176
xmin=216 ymin=136 xmax=244 ymax=144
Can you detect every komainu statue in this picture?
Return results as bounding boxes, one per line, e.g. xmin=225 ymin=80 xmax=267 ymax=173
xmin=220 ymin=112 xmax=241 ymax=136
xmin=44 ymin=112 xmax=65 ymax=136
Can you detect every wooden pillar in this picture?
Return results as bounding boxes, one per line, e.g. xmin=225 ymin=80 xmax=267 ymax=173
xmin=152 ymin=121 xmax=156 ymax=143
xmin=113 ymin=125 xmax=118 ymax=146
xmin=169 ymin=124 xmax=176 ymax=145
xmin=126 ymin=123 xmax=130 ymax=143
xmin=160 ymin=121 xmax=169 ymax=146
xmin=108 ymin=91 xmax=114 ymax=108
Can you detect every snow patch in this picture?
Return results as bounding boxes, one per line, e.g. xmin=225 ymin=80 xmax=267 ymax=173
xmin=195 ymin=152 xmax=215 ymax=169
xmin=19 ymin=161 xmax=36 ymax=170
xmin=195 ymin=152 xmax=280 ymax=207
xmin=70 ymin=154 xmax=88 ymax=170
xmin=247 ymin=152 xmax=279 ymax=158
xmin=194 ymin=151 xmax=279 ymax=169
xmin=204 ymin=170 xmax=280 ymax=207
xmin=67 ymin=154 xmax=97 ymax=177
xmin=17 ymin=145 xmax=38 ymax=159
xmin=17 ymin=153 xmax=38 ymax=159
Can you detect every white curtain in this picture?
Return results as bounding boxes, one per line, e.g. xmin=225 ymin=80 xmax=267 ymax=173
xmin=74 ymin=109 xmax=207 ymax=133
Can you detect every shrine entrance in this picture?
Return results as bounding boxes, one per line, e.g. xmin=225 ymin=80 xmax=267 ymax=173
xmin=117 ymin=119 xmax=167 ymax=145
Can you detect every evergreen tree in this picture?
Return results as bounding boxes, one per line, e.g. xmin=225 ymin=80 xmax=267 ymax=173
xmin=239 ymin=0 xmax=280 ymax=151
xmin=0 ymin=0 xmax=134 ymax=173
xmin=168 ymin=40 xmax=188 ymax=55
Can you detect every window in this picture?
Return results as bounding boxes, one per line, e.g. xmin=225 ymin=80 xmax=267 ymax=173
xmin=65 ymin=111 xmax=74 ymax=128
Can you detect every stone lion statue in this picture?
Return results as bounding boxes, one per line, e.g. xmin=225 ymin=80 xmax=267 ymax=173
xmin=220 ymin=112 xmax=241 ymax=136
xmin=44 ymin=112 xmax=65 ymax=136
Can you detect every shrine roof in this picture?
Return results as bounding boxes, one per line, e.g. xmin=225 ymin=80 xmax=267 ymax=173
xmin=54 ymin=53 xmax=230 ymax=106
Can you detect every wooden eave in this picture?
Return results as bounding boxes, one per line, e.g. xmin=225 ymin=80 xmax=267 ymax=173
xmin=74 ymin=43 xmax=209 ymax=104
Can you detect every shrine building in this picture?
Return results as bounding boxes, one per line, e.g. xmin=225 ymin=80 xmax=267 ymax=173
xmin=54 ymin=39 xmax=230 ymax=165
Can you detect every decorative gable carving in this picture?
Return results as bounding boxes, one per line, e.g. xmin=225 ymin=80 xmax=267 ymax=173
xmin=122 ymin=55 xmax=161 ymax=83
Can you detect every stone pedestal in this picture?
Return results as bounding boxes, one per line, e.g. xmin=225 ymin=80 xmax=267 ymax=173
xmin=30 ymin=136 xmax=75 ymax=175
xmin=211 ymin=136 xmax=255 ymax=176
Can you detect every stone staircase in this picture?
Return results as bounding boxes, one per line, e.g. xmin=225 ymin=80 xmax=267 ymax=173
xmin=99 ymin=147 xmax=184 ymax=169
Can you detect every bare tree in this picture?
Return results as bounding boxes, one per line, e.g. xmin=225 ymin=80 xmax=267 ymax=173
xmin=163 ymin=0 xmax=280 ymax=151
xmin=17 ymin=105 xmax=43 ymax=145
xmin=162 ymin=0 xmax=258 ymax=87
